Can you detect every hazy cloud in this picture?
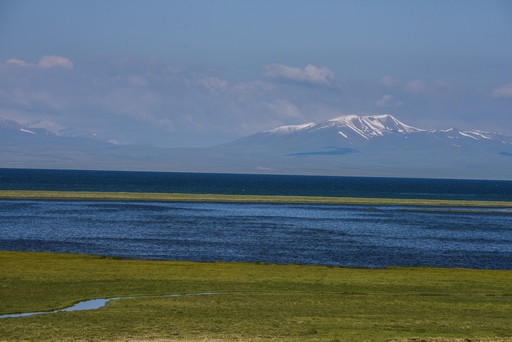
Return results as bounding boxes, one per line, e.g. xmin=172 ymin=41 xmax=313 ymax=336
xmin=100 ymin=87 xmax=161 ymax=119
xmin=265 ymin=99 xmax=303 ymax=119
xmin=264 ymin=64 xmax=336 ymax=87
xmin=231 ymin=80 xmax=275 ymax=93
xmin=491 ymin=84 xmax=512 ymax=99
xmin=375 ymin=94 xmax=403 ymax=107
xmin=379 ymin=76 xmax=400 ymax=87
xmin=126 ymin=75 xmax=149 ymax=87
xmin=5 ymin=55 xmax=74 ymax=69
xmin=10 ymin=87 xmax=70 ymax=111
xmin=405 ymin=80 xmax=428 ymax=94
xmin=12 ymin=89 xmax=32 ymax=107
xmin=6 ymin=58 xmax=31 ymax=67
xmin=38 ymin=55 xmax=74 ymax=69
xmin=433 ymin=79 xmax=452 ymax=89
xmin=2 ymin=54 xmax=511 ymax=147
xmin=198 ymin=76 xmax=229 ymax=93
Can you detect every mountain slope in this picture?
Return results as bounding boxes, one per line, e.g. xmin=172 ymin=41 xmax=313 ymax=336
xmin=1 ymin=115 xmax=512 ymax=179
xmin=215 ymin=114 xmax=512 ymax=155
xmin=26 ymin=119 xmax=111 ymax=141
xmin=210 ymin=114 xmax=512 ymax=179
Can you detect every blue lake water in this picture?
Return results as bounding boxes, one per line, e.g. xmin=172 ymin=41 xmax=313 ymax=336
xmin=1 ymin=199 xmax=511 ymax=269
xmin=2 ymin=168 xmax=512 ymax=201
xmin=1 ymin=169 xmax=512 ymax=269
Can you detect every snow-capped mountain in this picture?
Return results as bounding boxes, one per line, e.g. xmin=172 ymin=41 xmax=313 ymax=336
xmin=256 ymin=114 xmax=511 ymax=145
xmin=265 ymin=123 xmax=315 ymax=135
xmin=305 ymin=114 xmax=422 ymax=139
xmin=222 ymin=114 xmax=425 ymax=150
xmin=217 ymin=114 xmax=512 ymax=153
xmin=210 ymin=114 xmax=512 ymax=178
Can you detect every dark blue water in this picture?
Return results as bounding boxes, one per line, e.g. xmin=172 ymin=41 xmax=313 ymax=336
xmin=2 ymin=168 xmax=512 ymax=201
xmin=1 ymin=169 xmax=512 ymax=269
xmin=1 ymin=199 xmax=511 ymax=269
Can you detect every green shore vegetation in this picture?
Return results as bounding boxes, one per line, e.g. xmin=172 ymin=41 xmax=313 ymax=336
xmin=1 ymin=251 xmax=512 ymax=341
xmin=1 ymin=189 xmax=512 ymax=208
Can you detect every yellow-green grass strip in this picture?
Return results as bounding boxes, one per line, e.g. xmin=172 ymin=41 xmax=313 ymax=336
xmin=1 ymin=189 xmax=512 ymax=207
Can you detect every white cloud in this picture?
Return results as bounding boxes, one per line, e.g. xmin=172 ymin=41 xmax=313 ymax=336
xmin=38 ymin=55 xmax=74 ymax=69
xmin=375 ymin=94 xmax=403 ymax=107
xmin=263 ymin=64 xmax=336 ymax=86
xmin=491 ymin=83 xmax=512 ymax=99
xmin=405 ymin=80 xmax=427 ymax=94
xmin=379 ymin=76 xmax=399 ymax=87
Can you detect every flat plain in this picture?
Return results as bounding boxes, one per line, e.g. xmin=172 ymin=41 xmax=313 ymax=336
xmin=1 ymin=251 xmax=512 ymax=341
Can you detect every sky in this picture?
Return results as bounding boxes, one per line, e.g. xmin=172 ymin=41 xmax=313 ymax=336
xmin=0 ymin=0 xmax=511 ymax=147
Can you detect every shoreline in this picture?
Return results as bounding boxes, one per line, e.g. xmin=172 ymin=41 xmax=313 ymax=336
xmin=1 ymin=189 xmax=512 ymax=207
xmin=4 ymin=250 xmax=512 ymax=271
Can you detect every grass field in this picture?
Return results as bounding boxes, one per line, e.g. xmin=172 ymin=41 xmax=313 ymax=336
xmin=1 ymin=251 xmax=512 ymax=341
xmin=2 ymin=189 xmax=512 ymax=208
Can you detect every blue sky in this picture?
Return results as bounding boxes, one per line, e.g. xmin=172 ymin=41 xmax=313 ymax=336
xmin=1 ymin=0 xmax=511 ymax=147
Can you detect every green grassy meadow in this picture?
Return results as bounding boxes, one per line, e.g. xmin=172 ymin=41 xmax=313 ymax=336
xmin=1 ymin=251 xmax=512 ymax=341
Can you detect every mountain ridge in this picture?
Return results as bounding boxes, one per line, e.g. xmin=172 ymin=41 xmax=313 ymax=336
xmin=215 ymin=114 xmax=512 ymax=155
xmin=257 ymin=114 xmax=508 ymax=142
xmin=1 ymin=115 xmax=512 ymax=180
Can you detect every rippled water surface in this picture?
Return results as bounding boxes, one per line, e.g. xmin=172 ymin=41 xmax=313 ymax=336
xmin=1 ymin=200 xmax=511 ymax=269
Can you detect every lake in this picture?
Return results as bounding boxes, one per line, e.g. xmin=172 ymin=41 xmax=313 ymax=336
xmin=1 ymin=198 xmax=511 ymax=269
xmin=1 ymin=168 xmax=511 ymax=269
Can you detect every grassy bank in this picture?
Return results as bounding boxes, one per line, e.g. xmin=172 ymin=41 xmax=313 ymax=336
xmin=1 ymin=251 xmax=512 ymax=341
xmin=1 ymin=189 xmax=512 ymax=208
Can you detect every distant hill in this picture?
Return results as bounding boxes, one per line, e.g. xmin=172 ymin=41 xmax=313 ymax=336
xmin=1 ymin=115 xmax=512 ymax=179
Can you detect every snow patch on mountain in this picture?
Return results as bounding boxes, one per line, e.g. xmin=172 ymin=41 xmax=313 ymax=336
xmin=20 ymin=128 xmax=36 ymax=135
xmin=458 ymin=131 xmax=478 ymax=140
xmin=469 ymin=131 xmax=491 ymax=139
xmin=265 ymin=122 xmax=315 ymax=135
xmin=311 ymin=114 xmax=422 ymax=139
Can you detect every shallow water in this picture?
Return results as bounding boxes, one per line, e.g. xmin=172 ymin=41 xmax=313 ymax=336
xmin=1 ymin=199 xmax=511 ymax=269
xmin=0 ymin=293 xmax=221 ymax=319
xmin=0 ymin=298 xmax=112 ymax=319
